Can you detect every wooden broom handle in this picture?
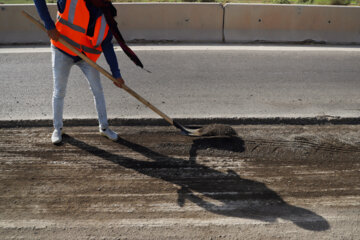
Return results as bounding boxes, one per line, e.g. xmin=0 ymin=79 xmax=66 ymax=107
xmin=22 ymin=11 xmax=174 ymax=126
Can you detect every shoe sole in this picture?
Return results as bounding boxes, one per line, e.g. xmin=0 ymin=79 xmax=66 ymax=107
xmin=51 ymin=133 xmax=63 ymax=144
xmin=100 ymin=132 xmax=118 ymax=141
xmin=52 ymin=137 xmax=62 ymax=144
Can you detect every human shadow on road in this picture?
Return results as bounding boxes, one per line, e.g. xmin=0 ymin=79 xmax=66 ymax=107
xmin=64 ymin=134 xmax=330 ymax=231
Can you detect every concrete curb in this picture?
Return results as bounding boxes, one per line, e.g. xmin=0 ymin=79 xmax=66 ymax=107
xmin=1 ymin=117 xmax=360 ymax=128
xmin=1 ymin=3 xmax=360 ymax=44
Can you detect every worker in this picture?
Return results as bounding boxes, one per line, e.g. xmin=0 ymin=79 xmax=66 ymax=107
xmin=33 ymin=0 xmax=124 ymax=144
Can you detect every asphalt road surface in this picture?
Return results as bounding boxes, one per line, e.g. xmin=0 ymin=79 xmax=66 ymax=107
xmin=0 ymin=125 xmax=359 ymax=239
xmin=1 ymin=44 xmax=360 ymax=121
xmin=1 ymin=45 xmax=359 ymax=239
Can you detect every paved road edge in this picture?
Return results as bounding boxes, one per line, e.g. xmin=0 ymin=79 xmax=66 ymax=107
xmin=1 ymin=117 xmax=360 ymax=128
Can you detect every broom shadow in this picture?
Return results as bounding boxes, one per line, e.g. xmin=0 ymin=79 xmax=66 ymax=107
xmin=63 ymin=134 xmax=330 ymax=231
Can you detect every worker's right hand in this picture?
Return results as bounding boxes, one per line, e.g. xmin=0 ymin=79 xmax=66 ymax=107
xmin=47 ymin=28 xmax=60 ymax=42
xmin=113 ymin=77 xmax=125 ymax=88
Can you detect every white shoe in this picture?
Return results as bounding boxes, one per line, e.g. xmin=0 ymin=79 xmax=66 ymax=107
xmin=51 ymin=128 xmax=62 ymax=144
xmin=100 ymin=128 xmax=118 ymax=141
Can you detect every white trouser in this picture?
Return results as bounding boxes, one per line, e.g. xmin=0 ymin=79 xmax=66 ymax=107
xmin=51 ymin=46 xmax=109 ymax=130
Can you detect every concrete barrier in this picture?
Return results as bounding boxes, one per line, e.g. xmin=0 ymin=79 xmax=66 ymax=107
xmin=1 ymin=3 xmax=360 ymax=44
xmin=0 ymin=3 xmax=224 ymax=44
xmin=224 ymin=4 xmax=360 ymax=44
xmin=0 ymin=4 xmax=57 ymax=44
xmin=115 ymin=3 xmax=223 ymax=42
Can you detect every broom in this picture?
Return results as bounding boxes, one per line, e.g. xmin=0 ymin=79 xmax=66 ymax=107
xmin=22 ymin=11 xmax=236 ymax=137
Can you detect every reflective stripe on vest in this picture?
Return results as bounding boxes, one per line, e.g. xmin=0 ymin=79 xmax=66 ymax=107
xmin=95 ymin=15 xmax=107 ymax=48
xmin=68 ymin=0 xmax=78 ymax=24
xmin=58 ymin=15 xmax=86 ymax=34
xmin=61 ymin=35 xmax=102 ymax=55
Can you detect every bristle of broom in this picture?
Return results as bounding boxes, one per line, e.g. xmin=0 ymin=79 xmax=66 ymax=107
xmin=196 ymin=124 xmax=237 ymax=137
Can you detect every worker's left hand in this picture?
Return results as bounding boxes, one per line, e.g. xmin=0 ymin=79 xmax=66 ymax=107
xmin=47 ymin=28 xmax=60 ymax=42
xmin=113 ymin=77 xmax=125 ymax=88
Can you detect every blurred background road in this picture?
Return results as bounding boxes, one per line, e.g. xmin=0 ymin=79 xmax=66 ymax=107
xmin=1 ymin=44 xmax=360 ymax=121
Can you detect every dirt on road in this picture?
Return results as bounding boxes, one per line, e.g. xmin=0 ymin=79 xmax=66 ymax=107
xmin=0 ymin=124 xmax=359 ymax=239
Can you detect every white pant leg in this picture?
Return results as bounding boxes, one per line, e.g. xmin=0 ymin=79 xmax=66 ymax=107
xmin=77 ymin=60 xmax=109 ymax=130
xmin=52 ymin=46 xmax=73 ymax=130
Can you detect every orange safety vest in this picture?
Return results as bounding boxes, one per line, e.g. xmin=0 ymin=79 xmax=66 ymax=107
xmin=51 ymin=0 xmax=109 ymax=62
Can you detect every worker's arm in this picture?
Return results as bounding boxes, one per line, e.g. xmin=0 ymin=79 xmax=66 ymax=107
xmin=33 ymin=0 xmax=55 ymax=30
xmin=102 ymin=32 xmax=124 ymax=88
xmin=33 ymin=0 xmax=66 ymax=41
